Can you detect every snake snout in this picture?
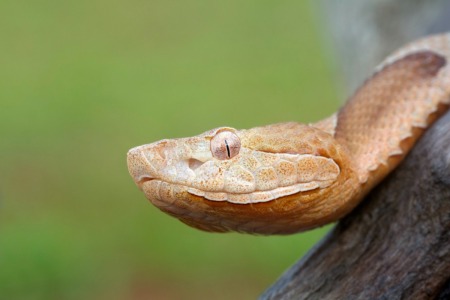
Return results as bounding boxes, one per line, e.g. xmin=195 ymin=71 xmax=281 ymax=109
xmin=127 ymin=146 xmax=157 ymax=190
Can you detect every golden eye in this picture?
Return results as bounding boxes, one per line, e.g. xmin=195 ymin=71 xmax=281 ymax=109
xmin=210 ymin=131 xmax=241 ymax=160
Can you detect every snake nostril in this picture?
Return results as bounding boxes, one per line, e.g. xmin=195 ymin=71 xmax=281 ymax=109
xmin=188 ymin=158 xmax=204 ymax=171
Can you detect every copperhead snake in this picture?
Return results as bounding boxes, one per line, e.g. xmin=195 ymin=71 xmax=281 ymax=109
xmin=127 ymin=33 xmax=450 ymax=235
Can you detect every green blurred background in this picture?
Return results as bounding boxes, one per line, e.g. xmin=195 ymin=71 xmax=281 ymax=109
xmin=0 ymin=1 xmax=340 ymax=299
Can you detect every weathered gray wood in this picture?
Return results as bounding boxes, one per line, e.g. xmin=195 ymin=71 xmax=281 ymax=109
xmin=260 ymin=111 xmax=450 ymax=300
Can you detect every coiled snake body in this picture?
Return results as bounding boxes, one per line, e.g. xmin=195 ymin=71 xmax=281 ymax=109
xmin=127 ymin=33 xmax=450 ymax=235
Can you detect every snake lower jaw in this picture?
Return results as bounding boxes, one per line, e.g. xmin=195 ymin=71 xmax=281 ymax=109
xmin=138 ymin=178 xmax=358 ymax=235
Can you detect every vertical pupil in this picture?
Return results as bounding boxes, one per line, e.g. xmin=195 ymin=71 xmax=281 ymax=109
xmin=224 ymin=140 xmax=231 ymax=158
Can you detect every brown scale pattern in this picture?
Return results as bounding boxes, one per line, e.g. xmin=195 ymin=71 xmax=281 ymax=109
xmin=336 ymin=51 xmax=450 ymax=191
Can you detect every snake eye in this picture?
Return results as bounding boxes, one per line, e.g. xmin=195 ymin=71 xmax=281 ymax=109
xmin=210 ymin=131 xmax=241 ymax=160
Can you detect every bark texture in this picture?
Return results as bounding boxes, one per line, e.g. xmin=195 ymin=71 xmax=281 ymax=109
xmin=260 ymin=111 xmax=450 ymax=300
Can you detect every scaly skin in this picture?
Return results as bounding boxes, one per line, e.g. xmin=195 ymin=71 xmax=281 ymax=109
xmin=127 ymin=33 xmax=450 ymax=235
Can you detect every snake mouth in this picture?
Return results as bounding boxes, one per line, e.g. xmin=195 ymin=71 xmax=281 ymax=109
xmin=139 ymin=176 xmax=335 ymax=205
xmin=185 ymin=180 xmax=334 ymax=204
xmin=136 ymin=175 xmax=155 ymax=190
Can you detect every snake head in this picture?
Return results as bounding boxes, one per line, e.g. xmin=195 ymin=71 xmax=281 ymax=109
xmin=127 ymin=33 xmax=450 ymax=235
xmin=127 ymin=122 xmax=359 ymax=234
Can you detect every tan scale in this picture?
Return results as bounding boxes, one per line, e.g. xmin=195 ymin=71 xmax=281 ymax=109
xmin=127 ymin=33 xmax=450 ymax=234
